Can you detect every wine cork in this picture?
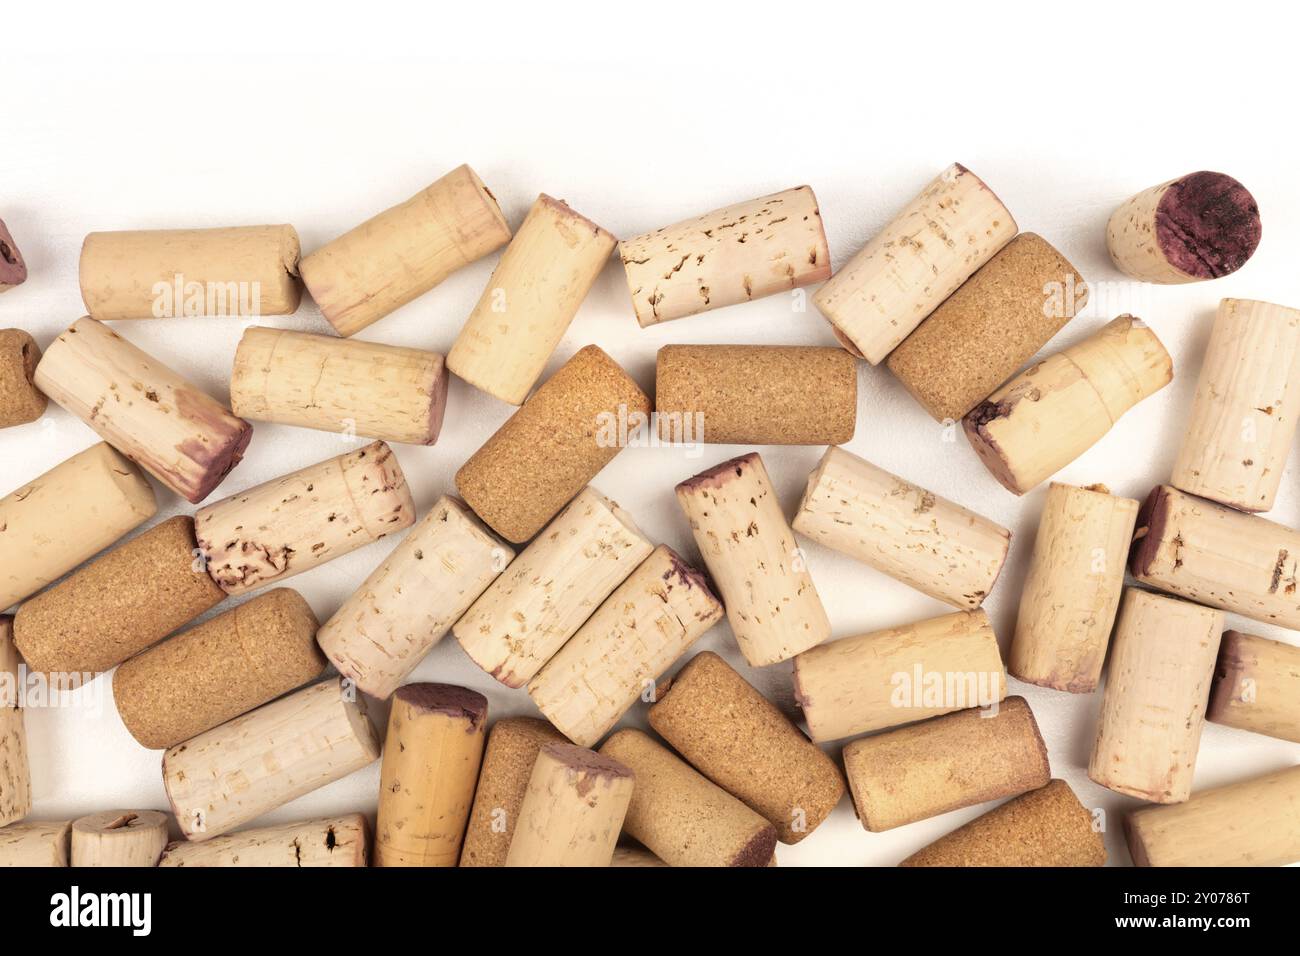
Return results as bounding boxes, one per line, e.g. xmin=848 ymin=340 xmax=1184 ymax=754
xmin=14 ymin=516 xmax=224 ymax=678
xmin=375 ymin=683 xmax=487 ymax=868
xmin=654 ymin=345 xmax=856 ymax=445
xmin=1207 ymin=631 xmax=1300 ymax=743
xmin=611 ymin=844 xmax=667 ymax=867
xmin=619 ymin=185 xmax=829 ymax=327
xmin=455 ymin=487 xmax=652 ymax=688
xmin=1106 ymin=171 xmax=1261 ymax=284
xmin=900 ymin=780 xmax=1105 ymax=867
xmin=113 ymin=588 xmax=326 ymax=750
xmin=163 ymin=676 xmax=381 ymax=841
xmin=599 ymin=729 xmax=778 ymax=867
xmin=0 ymin=219 xmax=27 ymax=293
xmin=0 ymin=617 xmax=29 ymax=828
xmin=159 ymin=814 xmax=369 ymax=867
xmin=792 ymin=445 xmax=1010 ymax=610
xmin=1126 ymin=765 xmax=1300 ymax=867
xmin=449 ymin=195 xmax=616 ymax=405
xmin=1171 ymin=298 xmax=1300 ymax=512
xmin=0 ymin=821 xmax=70 ymax=866
xmin=230 ymin=326 xmax=449 ymax=445
xmin=79 ymin=225 xmax=302 ymax=320
xmin=33 ymin=317 xmax=253 ymax=503
xmin=1088 ymin=588 xmax=1223 ymax=804
xmin=0 ymin=329 xmax=46 ymax=428
xmin=456 ymin=345 xmax=650 ymax=543
xmin=529 ymin=546 xmax=724 ymax=747
xmin=793 ymin=609 xmax=1007 ymax=743
xmin=505 ymin=743 xmax=634 ymax=867
xmin=1009 ymin=483 xmax=1139 ymax=693
xmin=677 ymin=452 xmax=831 ymax=666
xmin=301 ymin=164 xmax=512 ymax=337
xmin=844 ymin=696 xmax=1049 ymax=832
xmin=886 ymin=233 xmax=1088 ymax=421
xmin=647 ymin=651 xmax=844 ymax=843
xmin=1131 ymin=484 xmax=1300 ymax=629
xmin=70 ymin=810 xmax=169 ymax=867
xmin=460 ymin=717 xmax=567 ymax=867
xmin=0 ymin=442 xmax=156 ymax=611
xmin=964 ymin=316 xmax=1173 ymax=495
xmin=815 ymin=163 xmax=1017 ymax=364
xmin=319 ymin=495 xmax=513 ymax=699
xmin=196 ymin=440 xmax=416 ymax=597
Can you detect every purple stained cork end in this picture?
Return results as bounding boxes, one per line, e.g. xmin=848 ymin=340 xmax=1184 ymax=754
xmin=395 ymin=682 xmax=488 ymax=731
xmin=676 ymin=452 xmax=761 ymax=494
xmin=730 ymin=824 xmax=779 ymax=867
xmin=1129 ymin=484 xmax=1170 ymax=578
xmin=542 ymin=742 xmax=634 ymax=779
xmin=0 ymin=219 xmax=28 ymax=289
xmin=1156 ymin=172 xmax=1261 ymax=279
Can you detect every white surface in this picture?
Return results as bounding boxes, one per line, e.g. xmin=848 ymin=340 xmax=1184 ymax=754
xmin=4 ymin=3 xmax=1298 ymax=866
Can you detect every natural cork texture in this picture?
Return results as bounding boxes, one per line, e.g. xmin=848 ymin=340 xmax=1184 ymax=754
xmin=1 ymin=617 xmax=30 ymax=828
xmin=648 ymin=651 xmax=845 ymax=844
xmin=843 ymin=696 xmax=1050 ymax=832
xmin=456 ymin=345 xmax=650 ymax=543
xmin=113 ymin=587 xmax=326 ymax=750
xmin=159 ymin=814 xmax=370 ymax=867
xmin=14 ymin=516 xmax=225 ymax=677
xmin=1207 ymin=630 xmax=1300 ymax=744
xmin=886 ymin=233 xmax=1088 ymax=422
xmin=0 ymin=821 xmax=71 ymax=867
xmin=71 ymin=810 xmax=169 ymax=867
xmin=0 ymin=220 xmax=27 ymax=293
xmin=0 ymin=329 xmax=46 ymax=428
xmin=654 ymin=345 xmax=856 ymax=445
xmin=900 ymin=780 xmax=1105 ymax=867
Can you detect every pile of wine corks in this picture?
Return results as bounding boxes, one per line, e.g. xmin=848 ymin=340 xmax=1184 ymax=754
xmin=3 ymin=158 xmax=1297 ymax=871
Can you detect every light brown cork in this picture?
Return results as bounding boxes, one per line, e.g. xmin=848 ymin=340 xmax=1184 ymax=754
xmin=0 ymin=330 xmax=46 ymax=428
xmin=159 ymin=815 xmax=369 ymax=867
xmin=0 ymin=617 xmax=30 ymax=828
xmin=886 ymin=233 xmax=1088 ymax=422
xmin=71 ymin=810 xmax=169 ymax=867
xmin=1207 ymin=630 xmax=1300 ymax=743
xmin=14 ymin=516 xmax=225 ymax=678
xmin=654 ymin=345 xmax=857 ymax=445
xmin=900 ymin=779 xmax=1105 ymax=867
xmin=0 ymin=821 xmax=71 ymax=867
xmin=113 ymin=588 xmax=325 ymax=749
xmin=648 ymin=651 xmax=845 ymax=844
xmin=455 ymin=345 xmax=651 ymax=543
xmin=843 ymin=696 xmax=1050 ymax=832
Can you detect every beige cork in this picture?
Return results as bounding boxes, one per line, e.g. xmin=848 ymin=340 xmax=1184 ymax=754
xmin=1009 ymin=483 xmax=1139 ymax=693
xmin=0 ymin=329 xmax=46 ymax=428
xmin=599 ymin=728 xmax=777 ymax=867
xmin=71 ymin=810 xmax=169 ymax=867
xmin=900 ymin=780 xmax=1105 ymax=867
xmin=619 ymin=186 xmax=829 ymax=327
xmin=456 ymin=345 xmax=650 ymax=543
xmin=793 ymin=609 xmax=1007 ymax=743
xmin=0 ymin=219 xmax=28 ymax=294
xmin=648 ymin=651 xmax=844 ymax=844
xmin=375 ymin=683 xmax=487 ymax=868
xmin=113 ymin=588 xmax=325 ymax=750
xmin=14 ymin=516 xmax=225 ymax=678
xmin=301 ymin=164 xmax=512 ymax=337
xmin=844 ymin=696 xmax=1050 ymax=832
xmin=230 ymin=326 xmax=449 ymax=445
xmin=886 ymin=233 xmax=1088 ymax=422
xmin=449 ymin=194 xmax=616 ymax=405
xmin=459 ymin=717 xmax=567 ymax=868
xmin=1088 ymin=588 xmax=1223 ymax=804
xmin=1208 ymin=631 xmax=1300 ymax=743
xmin=611 ymin=844 xmax=668 ymax=867
xmin=0 ymin=821 xmax=71 ymax=866
xmin=0 ymin=617 xmax=30 ymax=828
xmin=196 ymin=440 xmax=416 ymax=597
xmin=654 ymin=345 xmax=857 ymax=446
xmin=159 ymin=814 xmax=369 ymax=867
xmin=79 ymin=225 xmax=302 ymax=320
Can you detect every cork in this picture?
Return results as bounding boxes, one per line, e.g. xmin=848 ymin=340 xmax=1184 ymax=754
xmin=13 ymin=516 xmax=225 ymax=678
xmin=886 ymin=233 xmax=1088 ymax=422
xmin=159 ymin=815 xmax=369 ymax=867
xmin=1207 ymin=630 xmax=1300 ymax=743
xmin=653 ymin=345 xmax=857 ymax=445
xmin=456 ymin=345 xmax=651 ymax=543
xmin=611 ymin=844 xmax=668 ymax=867
xmin=0 ymin=219 xmax=27 ymax=293
xmin=900 ymin=780 xmax=1105 ymax=867
xmin=71 ymin=810 xmax=169 ymax=867
xmin=600 ymin=728 xmax=777 ymax=867
xmin=647 ymin=651 xmax=845 ymax=844
xmin=843 ymin=696 xmax=1050 ymax=832
xmin=0 ymin=617 xmax=30 ymax=828
xmin=113 ymin=588 xmax=326 ymax=750
xmin=0 ymin=821 xmax=71 ymax=867
xmin=0 ymin=329 xmax=46 ymax=428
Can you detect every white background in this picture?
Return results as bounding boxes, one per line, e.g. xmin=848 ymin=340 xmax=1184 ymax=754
xmin=4 ymin=2 xmax=1297 ymax=866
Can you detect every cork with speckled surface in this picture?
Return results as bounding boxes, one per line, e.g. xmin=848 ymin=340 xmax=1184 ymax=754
xmin=14 ymin=516 xmax=225 ymax=677
xmin=599 ymin=728 xmax=777 ymax=867
xmin=0 ymin=616 xmax=30 ymax=828
xmin=648 ymin=651 xmax=844 ymax=843
xmin=113 ymin=587 xmax=325 ymax=749
xmin=0 ymin=330 xmax=46 ymax=428
xmin=456 ymin=345 xmax=650 ymax=543
xmin=886 ymin=234 xmax=1088 ymax=422
xmin=0 ymin=220 xmax=28 ymax=293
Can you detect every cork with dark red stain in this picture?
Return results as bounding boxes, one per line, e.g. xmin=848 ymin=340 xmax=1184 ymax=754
xmin=0 ymin=220 xmax=26 ymax=292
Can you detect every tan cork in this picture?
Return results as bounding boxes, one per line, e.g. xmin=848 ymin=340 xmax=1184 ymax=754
xmin=0 ymin=329 xmax=46 ymax=428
